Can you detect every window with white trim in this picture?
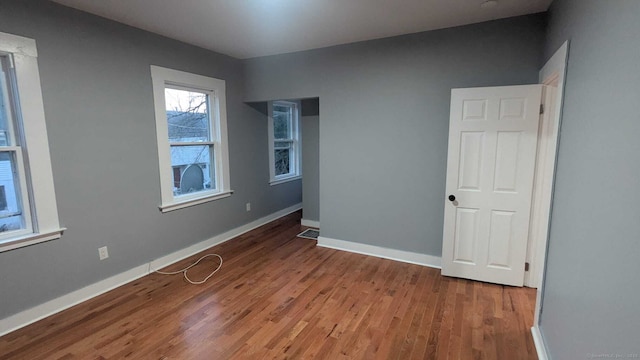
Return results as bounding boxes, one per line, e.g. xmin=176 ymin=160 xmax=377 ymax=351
xmin=0 ymin=32 xmax=64 ymax=252
xmin=150 ymin=66 xmax=231 ymax=212
xmin=268 ymin=101 xmax=301 ymax=185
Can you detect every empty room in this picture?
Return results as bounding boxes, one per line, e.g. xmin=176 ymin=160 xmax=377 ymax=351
xmin=0 ymin=0 xmax=638 ymax=359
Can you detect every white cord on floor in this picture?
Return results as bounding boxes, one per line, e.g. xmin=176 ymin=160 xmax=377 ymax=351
xmin=152 ymin=253 xmax=223 ymax=285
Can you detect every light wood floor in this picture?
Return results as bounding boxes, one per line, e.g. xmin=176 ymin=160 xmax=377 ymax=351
xmin=0 ymin=211 xmax=537 ymax=359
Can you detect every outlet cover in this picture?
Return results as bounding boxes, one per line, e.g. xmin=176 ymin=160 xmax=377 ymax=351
xmin=246 ymin=203 xmax=251 ymax=211
xmin=98 ymin=246 xmax=109 ymax=260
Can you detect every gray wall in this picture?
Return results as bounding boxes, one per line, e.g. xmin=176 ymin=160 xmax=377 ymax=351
xmin=539 ymin=0 xmax=640 ymax=358
xmin=0 ymin=0 xmax=300 ymax=319
xmin=244 ymin=15 xmax=546 ymax=255
xmin=301 ymin=98 xmax=320 ymax=223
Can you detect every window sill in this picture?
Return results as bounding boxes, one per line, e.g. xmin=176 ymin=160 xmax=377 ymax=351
xmin=160 ymin=190 xmax=233 ymax=213
xmin=0 ymin=228 xmax=66 ymax=253
xmin=269 ymin=176 xmax=302 ymax=186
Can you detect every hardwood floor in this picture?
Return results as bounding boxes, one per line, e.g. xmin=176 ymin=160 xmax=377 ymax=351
xmin=0 ymin=211 xmax=538 ymax=359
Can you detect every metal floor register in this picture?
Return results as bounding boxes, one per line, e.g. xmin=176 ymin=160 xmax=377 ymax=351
xmin=297 ymin=229 xmax=319 ymax=240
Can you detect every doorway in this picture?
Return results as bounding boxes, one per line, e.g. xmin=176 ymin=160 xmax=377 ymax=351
xmin=441 ymin=42 xmax=568 ymax=290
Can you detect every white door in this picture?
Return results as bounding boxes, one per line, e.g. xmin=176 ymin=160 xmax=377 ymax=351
xmin=441 ymin=85 xmax=543 ymax=287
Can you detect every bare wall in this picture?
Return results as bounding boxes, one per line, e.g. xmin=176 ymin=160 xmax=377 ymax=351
xmin=244 ymin=14 xmax=546 ymax=256
xmin=539 ymin=0 xmax=640 ymax=358
xmin=0 ymin=0 xmax=301 ymax=319
xmin=301 ymin=98 xmax=320 ymax=223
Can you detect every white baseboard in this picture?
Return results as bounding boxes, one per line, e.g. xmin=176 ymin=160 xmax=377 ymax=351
xmin=0 ymin=203 xmax=302 ymax=337
xmin=0 ymin=264 xmax=150 ymax=338
xmin=149 ymin=203 xmax=302 ymax=271
xmin=301 ymin=219 xmax=320 ymax=228
xmin=531 ymin=325 xmax=549 ymax=360
xmin=317 ymin=236 xmax=442 ymax=269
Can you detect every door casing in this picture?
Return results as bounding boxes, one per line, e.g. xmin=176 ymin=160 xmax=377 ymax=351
xmin=531 ymin=41 xmax=569 ymax=325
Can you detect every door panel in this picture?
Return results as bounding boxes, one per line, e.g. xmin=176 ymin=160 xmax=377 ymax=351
xmin=487 ymin=210 xmax=515 ymax=269
xmin=493 ymin=131 xmax=521 ymax=192
xmin=458 ymin=132 xmax=484 ymax=191
xmin=442 ymin=85 xmax=542 ymax=287
xmin=499 ymin=97 xmax=527 ymax=121
xmin=462 ymin=99 xmax=488 ymax=121
xmin=453 ymin=207 xmax=479 ymax=264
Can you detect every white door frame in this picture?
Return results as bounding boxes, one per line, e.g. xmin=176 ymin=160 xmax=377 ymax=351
xmin=527 ymin=41 xmax=569 ymax=327
xmin=524 ymin=85 xmax=554 ymax=289
xmin=524 ymin=42 xmax=569 ymax=289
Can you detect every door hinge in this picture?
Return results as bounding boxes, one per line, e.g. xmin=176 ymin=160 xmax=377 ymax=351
xmin=539 ymin=104 xmax=544 ymax=115
xmin=525 ymin=262 xmax=530 ymax=272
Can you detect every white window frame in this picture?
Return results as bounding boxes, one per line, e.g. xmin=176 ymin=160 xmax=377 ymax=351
xmin=268 ymin=100 xmax=302 ymax=185
xmin=150 ymin=65 xmax=232 ymax=212
xmin=0 ymin=32 xmax=64 ymax=253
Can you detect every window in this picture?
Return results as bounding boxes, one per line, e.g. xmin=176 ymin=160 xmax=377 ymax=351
xmin=151 ymin=66 xmax=231 ymax=212
xmin=0 ymin=32 xmax=64 ymax=252
xmin=268 ymin=101 xmax=301 ymax=184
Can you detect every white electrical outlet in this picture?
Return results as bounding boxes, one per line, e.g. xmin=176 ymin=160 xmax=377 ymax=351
xmin=246 ymin=202 xmax=251 ymax=212
xmin=98 ymin=246 xmax=109 ymax=260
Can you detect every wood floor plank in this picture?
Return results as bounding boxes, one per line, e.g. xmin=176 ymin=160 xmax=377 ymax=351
xmin=0 ymin=211 xmax=538 ymax=359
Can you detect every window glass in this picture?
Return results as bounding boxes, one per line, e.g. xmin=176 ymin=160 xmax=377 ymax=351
xmin=273 ymin=105 xmax=291 ymax=139
xmin=0 ymin=57 xmax=26 ymax=234
xmin=0 ymin=64 xmax=9 ymax=147
xmin=165 ymin=88 xmax=210 ymax=143
xmin=0 ymin=153 xmax=23 ymax=232
xmin=170 ymin=145 xmax=213 ymax=195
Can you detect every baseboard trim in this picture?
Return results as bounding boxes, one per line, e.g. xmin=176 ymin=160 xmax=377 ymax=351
xmin=0 ymin=203 xmax=302 ymax=337
xmin=317 ymin=236 xmax=441 ymax=269
xmin=531 ymin=325 xmax=549 ymax=360
xmin=0 ymin=264 xmax=150 ymax=338
xmin=301 ymin=219 xmax=320 ymax=228
xmin=149 ymin=203 xmax=302 ymax=272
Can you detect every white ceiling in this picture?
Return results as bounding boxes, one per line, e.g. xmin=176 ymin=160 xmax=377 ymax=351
xmin=52 ymin=0 xmax=552 ymax=59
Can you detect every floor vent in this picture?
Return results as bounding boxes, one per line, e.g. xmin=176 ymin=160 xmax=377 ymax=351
xmin=297 ymin=228 xmax=319 ymax=240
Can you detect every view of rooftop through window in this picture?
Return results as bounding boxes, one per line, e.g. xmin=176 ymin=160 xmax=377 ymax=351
xmin=165 ymin=88 xmax=210 ymax=142
xmin=164 ymin=88 xmax=213 ymax=196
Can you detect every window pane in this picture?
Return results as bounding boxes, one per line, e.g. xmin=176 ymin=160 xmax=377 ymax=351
xmin=0 ymin=57 xmax=12 ymax=146
xmin=0 ymin=152 xmax=24 ymax=232
xmin=165 ymin=88 xmax=210 ymax=143
xmin=170 ymin=145 xmax=213 ymax=196
xmin=274 ymin=148 xmax=291 ymax=176
xmin=273 ymin=105 xmax=291 ymax=140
